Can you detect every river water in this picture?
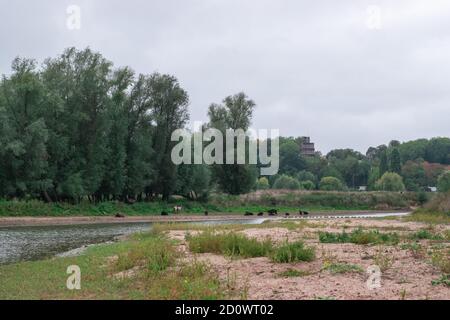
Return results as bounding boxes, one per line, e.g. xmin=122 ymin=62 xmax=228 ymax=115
xmin=0 ymin=219 xmax=266 ymax=265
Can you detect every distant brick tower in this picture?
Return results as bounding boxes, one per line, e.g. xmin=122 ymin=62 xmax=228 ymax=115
xmin=300 ymin=137 xmax=315 ymax=156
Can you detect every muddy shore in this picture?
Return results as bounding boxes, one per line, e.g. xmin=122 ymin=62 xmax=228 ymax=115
xmin=0 ymin=211 xmax=410 ymax=227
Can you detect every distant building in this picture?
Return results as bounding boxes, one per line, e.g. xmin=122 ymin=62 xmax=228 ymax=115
xmin=358 ymin=186 xmax=367 ymax=192
xmin=426 ymin=186 xmax=438 ymax=192
xmin=300 ymin=136 xmax=315 ymax=156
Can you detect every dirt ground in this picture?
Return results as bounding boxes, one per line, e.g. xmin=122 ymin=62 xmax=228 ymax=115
xmin=167 ymin=219 xmax=450 ymax=300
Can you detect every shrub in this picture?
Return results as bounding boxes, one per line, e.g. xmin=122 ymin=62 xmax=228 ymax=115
xmin=270 ymin=241 xmax=315 ymax=263
xmin=272 ymin=175 xmax=301 ymax=190
xmin=319 ymin=228 xmax=399 ymax=245
xmin=322 ymin=263 xmax=363 ymax=274
xmin=375 ymin=172 xmax=405 ymax=192
xmin=256 ymin=177 xmax=270 ymax=190
xmin=319 ymin=177 xmax=345 ymax=191
xmin=437 ymin=171 xmax=450 ymax=193
xmin=187 ymin=232 xmax=273 ymax=258
xmin=300 ymin=180 xmax=316 ymax=190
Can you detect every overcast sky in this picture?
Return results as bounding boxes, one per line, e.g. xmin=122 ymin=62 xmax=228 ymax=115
xmin=1 ymin=0 xmax=450 ymax=153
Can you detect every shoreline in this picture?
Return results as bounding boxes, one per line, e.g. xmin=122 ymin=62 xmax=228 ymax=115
xmin=0 ymin=210 xmax=410 ymax=227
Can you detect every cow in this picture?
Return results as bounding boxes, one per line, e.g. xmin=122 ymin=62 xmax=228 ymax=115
xmin=115 ymin=213 xmax=125 ymax=218
xmin=257 ymin=212 xmax=264 ymax=216
xmin=204 ymin=211 xmax=209 ymax=216
xmin=173 ymin=206 xmax=182 ymax=214
xmin=285 ymin=213 xmax=290 ymax=218
xmin=161 ymin=211 xmax=169 ymax=216
xmin=268 ymin=209 xmax=278 ymax=215
xmin=244 ymin=211 xmax=254 ymax=216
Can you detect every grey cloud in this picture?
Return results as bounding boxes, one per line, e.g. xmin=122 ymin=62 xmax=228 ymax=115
xmin=1 ymin=0 xmax=449 ymax=153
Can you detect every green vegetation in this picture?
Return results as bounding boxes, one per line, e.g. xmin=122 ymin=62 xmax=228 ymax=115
xmin=431 ymin=274 xmax=450 ymax=287
xmin=278 ymin=269 xmax=312 ymax=277
xmin=272 ymin=175 xmax=301 ymax=190
xmin=322 ymin=263 xmax=364 ymax=274
xmin=437 ymin=171 xmax=450 ymax=193
xmin=319 ymin=177 xmax=346 ymax=191
xmin=0 ymin=231 xmax=239 ymax=299
xmin=187 ymin=232 xmax=273 ymax=258
xmin=375 ymin=172 xmax=406 ymax=192
xmin=270 ymin=241 xmax=315 ymax=263
xmin=408 ymin=192 xmax=450 ymax=224
xmin=318 ymin=228 xmax=399 ymax=245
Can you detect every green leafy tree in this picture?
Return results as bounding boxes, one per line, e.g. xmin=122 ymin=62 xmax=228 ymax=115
xmin=256 ymin=177 xmax=270 ymax=190
xmin=375 ymin=172 xmax=406 ymax=192
xmin=437 ymin=171 xmax=450 ymax=193
xmin=272 ymin=175 xmax=301 ymax=190
xmin=300 ymin=180 xmax=315 ymax=190
xmin=379 ymin=150 xmax=389 ymax=175
xmin=319 ymin=176 xmax=345 ymax=191
xmin=390 ymin=148 xmax=401 ymax=174
xmin=207 ymin=92 xmax=257 ymax=195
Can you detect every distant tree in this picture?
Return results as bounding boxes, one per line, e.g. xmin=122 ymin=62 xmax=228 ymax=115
xmin=437 ymin=171 xmax=450 ymax=193
xmin=401 ymin=160 xmax=427 ymax=191
xmin=256 ymin=177 xmax=270 ymax=190
xmin=379 ymin=150 xmax=389 ymax=175
xmin=367 ymin=167 xmax=380 ymax=191
xmin=375 ymin=172 xmax=405 ymax=192
xmin=390 ymin=148 xmax=402 ymax=174
xmin=207 ymin=92 xmax=257 ymax=195
xmin=319 ymin=176 xmax=345 ymax=191
xmin=425 ymin=137 xmax=450 ymax=164
xmin=279 ymin=140 xmax=306 ymax=175
xmin=300 ymin=180 xmax=315 ymax=190
xmin=272 ymin=175 xmax=301 ymax=190
xmin=295 ymin=170 xmax=318 ymax=185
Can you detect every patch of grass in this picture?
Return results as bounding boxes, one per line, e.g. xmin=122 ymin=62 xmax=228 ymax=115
xmin=431 ymin=274 xmax=450 ymax=287
xmin=270 ymin=241 xmax=315 ymax=263
xmin=430 ymin=249 xmax=450 ymax=274
xmin=187 ymin=232 xmax=273 ymax=258
xmin=400 ymin=242 xmax=425 ymax=259
xmin=322 ymin=263 xmax=364 ymax=274
xmin=318 ymin=228 xmax=399 ymax=245
xmin=409 ymin=229 xmax=444 ymax=241
xmin=278 ymin=269 xmax=312 ymax=277
xmin=373 ymin=248 xmax=395 ymax=272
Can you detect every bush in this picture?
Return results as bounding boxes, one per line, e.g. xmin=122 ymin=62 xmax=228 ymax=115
xmin=300 ymin=180 xmax=316 ymax=190
xmin=375 ymin=172 xmax=406 ymax=192
xmin=437 ymin=171 xmax=450 ymax=193
xmin=256 ymin=177 xmax=270 ymax=190
xmin=319 ymin=228 xmax=399 ymax=245
xmin=272 ymin=175 xmax=301 ymax=190
xmin=319 ymin=177 xmax=345 ymax=191
xmin=187 ymin=232 xmax=273 ymax=258
xmin=270 ymin=241 xmax=315 ymax=263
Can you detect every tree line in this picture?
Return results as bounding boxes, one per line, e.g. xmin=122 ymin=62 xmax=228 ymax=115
xmin=1 ymin=48 xmax=449 ymax=204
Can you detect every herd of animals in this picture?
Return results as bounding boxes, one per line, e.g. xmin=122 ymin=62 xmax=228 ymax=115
xmin=115 ymin=207 xmax=309 ymax=218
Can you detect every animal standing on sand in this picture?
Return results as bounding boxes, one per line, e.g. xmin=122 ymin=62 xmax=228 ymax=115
xmin=115 ymin=213 xmax=125 ymax=218
xmin=285 ymin=213 xmax=290 ymax=218
xmin=245 ymin=211 xmax=254 ymax=216
xmin=257 ymin=212 xmax=264 ymax=216
xmin=161 ymin=211 xmax=169 ymax=216
xmin=204 ymin=211 xmax=209 ymax=216
xmin=268 ymin=209 xmax=278 ymax=215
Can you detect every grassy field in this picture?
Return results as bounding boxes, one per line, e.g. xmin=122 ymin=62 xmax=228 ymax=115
xmin=0 ymin=191 xmax=424 ymax=217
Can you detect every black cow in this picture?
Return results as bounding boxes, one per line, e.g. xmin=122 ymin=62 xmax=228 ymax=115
xmin=161 ymin=211 xmax=169 ymax=216
xmin=204 ymin=211 xmax=209 ymax=216
xmin=257 ymin=212 xmax=264 ymax=217
xmin=244 ymin=211 xmax=254 ymax=216
xmin=268 ymin=209 xmax=278 ymax=215
xmin=285 ymin=213 xmax=290 ymax=218
xmin=115 ymin=213 xmax=125 ymax=218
